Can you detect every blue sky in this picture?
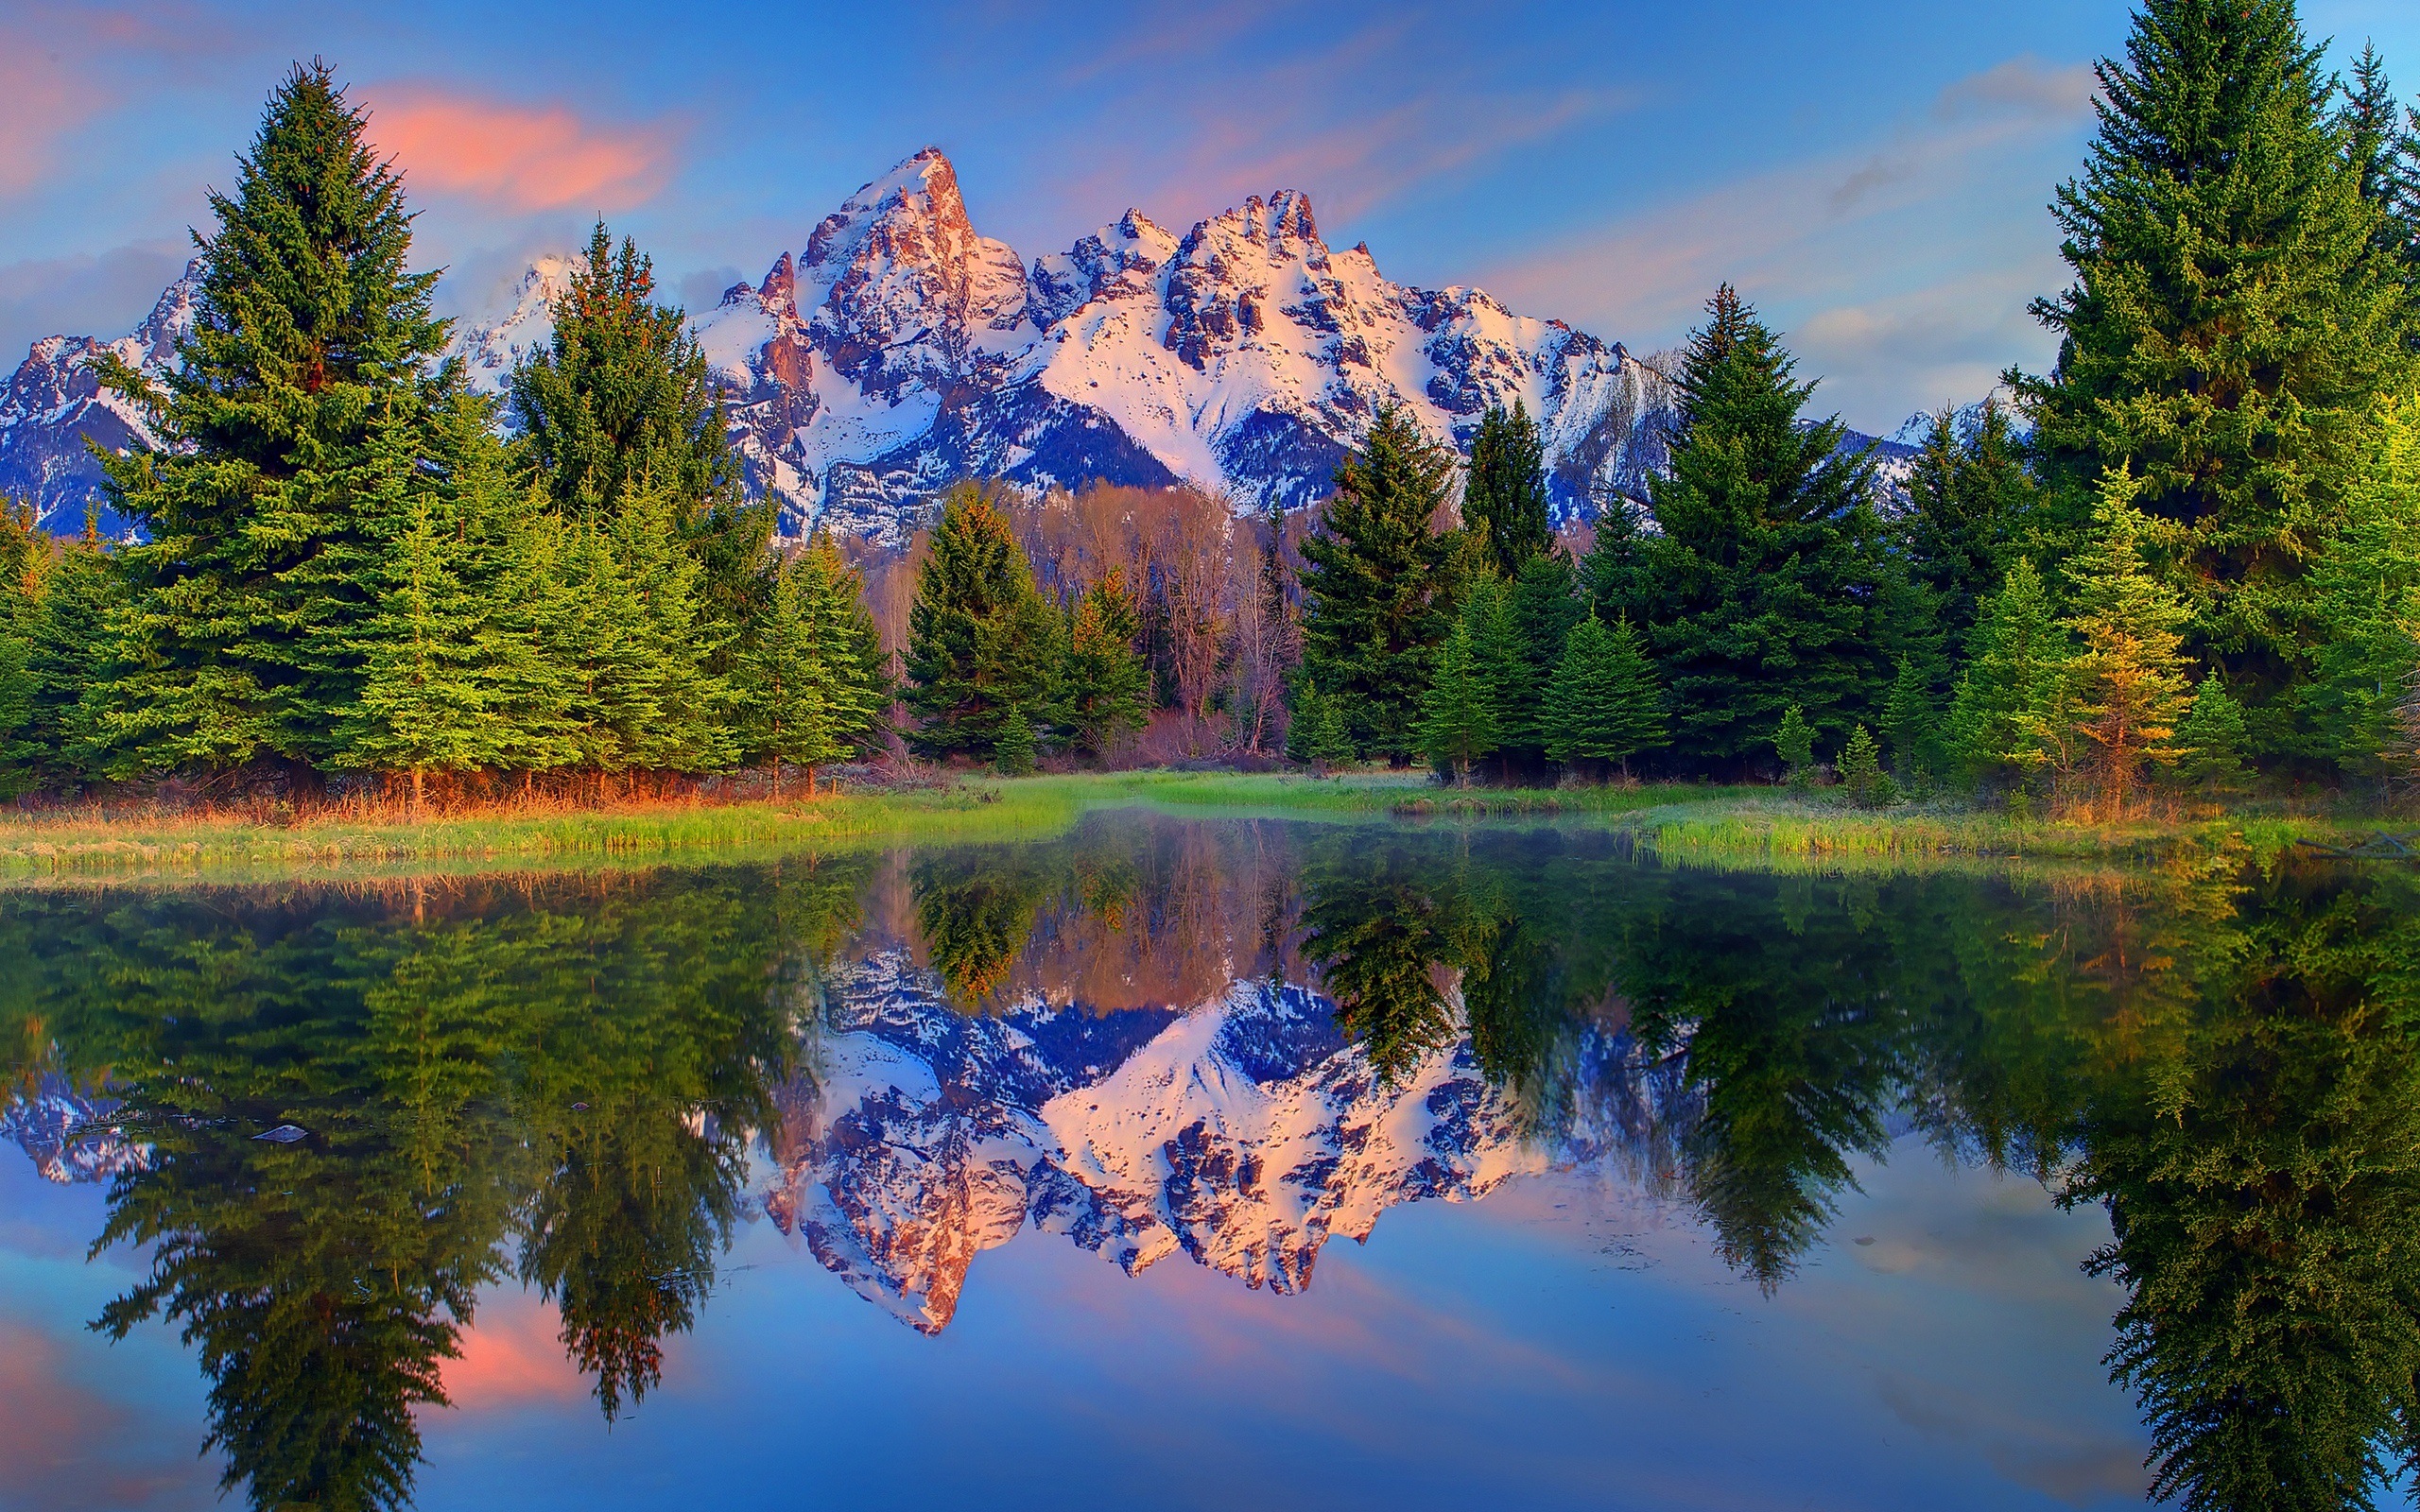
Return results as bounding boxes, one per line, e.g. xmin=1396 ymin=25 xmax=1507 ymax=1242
xmin=4 ymin=0 xmax=2416 ymax=432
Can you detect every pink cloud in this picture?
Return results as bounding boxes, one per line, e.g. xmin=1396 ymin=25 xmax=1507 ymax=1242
xmin=367 ymin=86 xmax=679 ymax=213
xmin=438 ymin=1292 xmax=586 ymax=1410
xmin=0 ymin=48 xmax=103 ymax=196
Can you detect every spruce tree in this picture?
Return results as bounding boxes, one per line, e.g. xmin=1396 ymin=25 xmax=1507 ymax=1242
xmin=1059 ymin=568 xmax=1149 ymax=760
xmin=2301 ymin=398 xmax=2420 ymax=778
xmin=1500 ymin=553 xmax=1582 ymax=771
xmin=1544 ymin=614 xmax=1668 ymax=780
xmin=2062 ymin=473 xmax=2196 ymax=817
xmin=2339 ymin=43 xmax=2420 ymax=272
xmin=1417 ymin=615 xmax=1498 ymax=783
xmin=992 ymin=707 xmax=1038 ymax=775
xmin=734 ymin=556 xmax=837 ymax=798
xmin=1287 ymin=681 xmax=1355 ymax=770
xmin=1772 ymin=703 xmax=1815 ymax=786
xmin=1947 ymin=558 xmax=2075 ymax=791
xmin=1836 ymin=724 xmax=1889 ymax=807
xmin=904 ymin=485 xmax=1060 ymax=760
xmin=1598 ymin=286 xmax=1893 ymax=766
xmin=790 ymin=533 xmax=890 ymax=765
xmin=2015 ymin=1 xmax=2418 ymax=734
xmin=1901 ymin=398 xmax=2041 ymax=660
xmin=30 ymin=529 xmax=124 ymax=784
xmin=1299 ymin=404 xmax=1460 ymax=762
xmin=1880 ymin=654 xmax=1942 ymax=785
xmin=95 ymin=61 xmax=447 ymax=774
xmin=2174 ymin=670 xmax=2250 ymax=792
xmin=1464 ymin=400 xmax=1551 ymax=578
xmin=511 ymin=224 xmax=733 ymax=524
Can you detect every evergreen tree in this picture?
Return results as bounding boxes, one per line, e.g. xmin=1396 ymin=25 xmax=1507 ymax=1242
xmin=1947 ymin=558 xmax=2076 ymax=792
xmin=29 ymin=528 xmax=124 ymax=783
xmin=1597 ymin=286 xmax=1894 ymax=765
xmin=1286 ymin=681 xmax=1356 ymax=770
xmin=1544 ymin=614 xmax=1668 ymax=779
xmin=1499 ymin=553 xmax=1582 ymax=769
xmin=1836 ymin=724 xmax=1891 ymax=808
xmin=1299 ymin=404 xmax=1460 ymax=762
xmin=1059 ymin=568 xmax=1149 ymax=760
xmin=2338 ymin=43 xmax=2420 ymax=272
xmin=2173 ymin=670 xmax=2250 ymax=792
xmin=1880 ymin=654 xmax=1942 ymax=784
xmin=904 ymin=485 xmax=1060 ymax=760
xmin=1772 ymin=703 xmax=1815 ymax=785
xmin=788 ymin=534 xmax=890 ymax=765
xmin=2014 ymin=0 xmax=2419 ymax=735
xmin=510 ymin=223 xmax=733 ymax=524
xmin=1416 ymin=614 xmax=1498 ymax=782
xmin=2300 ymin=397 xmax=2420 ymax=778
xmin=2062 ymin=473 xmax=2196 ymax=817
xmin=1464 ymin=400 xmax=1551 ymax=577
xmin=1901 ymin=398 xmax=2042 ymax=660
xmin=733 ymin=556 xmax=836 ymax=798
xmin=993 ymin=706 xmax=1038 ymax=776
xmin=95 ymin=61 xmax=447 ymax=774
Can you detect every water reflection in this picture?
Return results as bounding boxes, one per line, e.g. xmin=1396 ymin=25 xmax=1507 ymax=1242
xmin=4 ymin=817 xmax=2419 ymax=1510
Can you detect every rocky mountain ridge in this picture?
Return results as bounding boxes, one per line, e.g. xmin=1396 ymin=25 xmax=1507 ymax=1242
xmin=1 ymin=148 xmax=1921 ymax=544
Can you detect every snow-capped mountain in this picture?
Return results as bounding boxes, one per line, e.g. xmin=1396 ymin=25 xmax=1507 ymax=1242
xmin=3 ymin=148 xmax=1931 ymax=546
xmin=763 ymin=948 xmax=1690 ymax=1332
xmin=691 ymin=149 xmax=1678 ymax=542
xmin=0 ymin=265 xmax=198 ymax=537
xmin=2 ymin=1074 xmax=148 ymax=1184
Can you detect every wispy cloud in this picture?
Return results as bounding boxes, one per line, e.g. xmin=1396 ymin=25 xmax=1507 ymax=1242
xmin=1478 ymin=53 xmax=2097 ymax=423
xmin=365 ymin=86 xmax=681 ymax=214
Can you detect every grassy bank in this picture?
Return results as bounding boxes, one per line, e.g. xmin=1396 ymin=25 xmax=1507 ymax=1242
xmin=0 ymin=768 xmax=2403 ymax=878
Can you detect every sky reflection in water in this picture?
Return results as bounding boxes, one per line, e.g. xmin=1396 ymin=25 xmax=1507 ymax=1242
xmin=5 ymin=813 xmax=2416 ymax=1511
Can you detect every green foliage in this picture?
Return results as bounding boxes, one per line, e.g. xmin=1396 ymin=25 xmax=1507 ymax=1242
xmin=733 ymin=535 xmax=889 ymax=791
xmin=1592 ymin=286 xmax=1895 ymax=765
xmin=510 ymin=223 xmax=735 ymax=525
xmin=1286 ymin=680 xmax=1356 ymax=768
xmin=1900 ymin=398 xmax=2043 ymax=658
xmin=1059 ymin=569 xmax=1149 ymax=759
xmin=1416 ymin=613 xmax=1498 ymax=781
xmin=1836 ymin=723 xmax=1894 ymax=808
xmin=95 ymin=61 xmax=447 ymax=774
xmin=1502 ymin=552 xmax=1582 ymax=758
xmin=2174 ymin=670 xmax=2250 ymax=792
xmin=1544 ymin=614 xmax=1668 ymax=777
xmin=1463 ymin=400 xmax=1550 ymax=577
xmin=1299 ymin=404 xmax=1460 ymax=762
xmin=1879 ymin=655 xmax=1942 ymax=785
xmin=2014 ymin=0 xmax=2420 ymax=729
xmin=2301 ymin=398 xmax=2420 ymax=778
xmin=1299 ymin=839 xmax=1470 ymax=1086
xmin=2062 ymin=473 xmax=2197 ymax=815
xmin=1772 ymin=703 xmax=1815 ymax=782
xmin=905 ymin=485 xmax=1061 ymax=761
xmin=993 ymin=706 xmax=1038 ymax=775
xmin=1947 ymin=558 xmax=2073 ymax=790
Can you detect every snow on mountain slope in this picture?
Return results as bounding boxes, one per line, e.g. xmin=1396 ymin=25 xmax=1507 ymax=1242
xmin=4 ymin=147 xmax=1921 ymax=546
xmin=759 ymin=947 xmax=1690 ymax=1333
xmin=2 ymin=1075 xmax=149 ymax=1184
xmin=0 ymin=264 xmax=198 ymax=537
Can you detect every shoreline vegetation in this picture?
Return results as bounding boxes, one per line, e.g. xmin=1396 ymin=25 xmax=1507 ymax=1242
xmin=0 ymin=768 xmax=2403 ymax=880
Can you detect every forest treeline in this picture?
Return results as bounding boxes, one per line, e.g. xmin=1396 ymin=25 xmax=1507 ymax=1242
xmin=6 ymin=0 xmax=2420 ymax=816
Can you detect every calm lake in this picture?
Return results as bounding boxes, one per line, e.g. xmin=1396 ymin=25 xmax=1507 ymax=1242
xmin=4 ymin=812 xmax=2417 ymax=1511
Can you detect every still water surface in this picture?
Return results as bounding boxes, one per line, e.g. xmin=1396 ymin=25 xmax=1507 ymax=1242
xmin=4 ymin=813 xmax=2417 ymax=1511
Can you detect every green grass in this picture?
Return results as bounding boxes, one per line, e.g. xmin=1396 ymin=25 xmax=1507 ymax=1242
xmin=0 ymin=768 xmax=2401 ymax=880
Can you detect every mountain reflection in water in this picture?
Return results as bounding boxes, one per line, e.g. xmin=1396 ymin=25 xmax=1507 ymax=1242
xmin=5 ymin=814 xmax=2420 ymax=1512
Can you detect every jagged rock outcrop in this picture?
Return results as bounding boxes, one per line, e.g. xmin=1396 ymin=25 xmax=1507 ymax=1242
xmin=0 ymin=264 xmax=198 ymax=537
xmin=762 ymin=948 xmax=1692 ymax=1333
xmin=7 ymin=148 xmax=1921 ymax=546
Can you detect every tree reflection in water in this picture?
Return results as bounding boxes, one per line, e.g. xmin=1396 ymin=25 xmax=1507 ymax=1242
xmin=5 ymin=819 xmax=2420 ymax=1511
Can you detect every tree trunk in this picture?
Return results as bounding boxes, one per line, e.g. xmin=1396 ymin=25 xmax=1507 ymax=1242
xmin=411 ymin=765 xmax=424 ymax=816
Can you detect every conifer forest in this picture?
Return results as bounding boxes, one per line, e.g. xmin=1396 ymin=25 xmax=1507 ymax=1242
xmin=4 ymin=0 xmax=2420 ymax=824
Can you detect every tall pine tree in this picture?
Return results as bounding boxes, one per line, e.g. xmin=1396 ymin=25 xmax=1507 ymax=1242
xmin=904 ymin=485 xmax=1061 ymax=760
xmin=1544 ymin=613 xmax=1667 ymax=780
xmin=95 ymin=61 xmax=447 ymax=775
xmin=1059 ymin=568 xmax=1149 ymax=760
xmin=1464 ymin=399 xmax=1551 ymax=578
xmin=2061 ymin=472 xmax=2196 ymax=817
xmin=1298 ymin=404 xmax=1460 ymax=763
xmin=1590 ymin=285 xmax=1894 ymax=766
xmin=2015 ymin=1 xmax=2418 ymax=742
